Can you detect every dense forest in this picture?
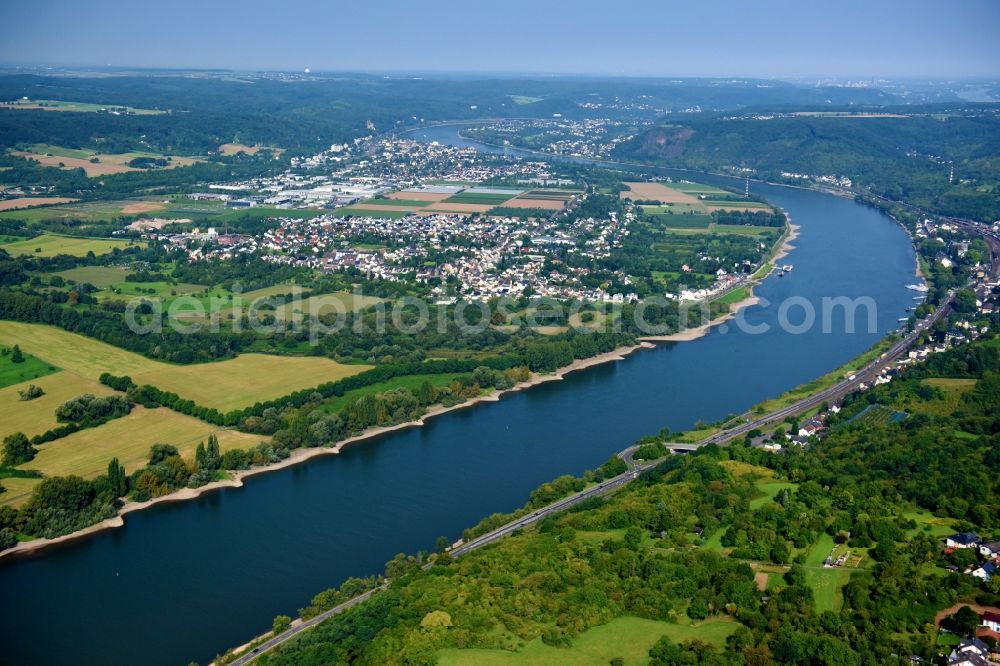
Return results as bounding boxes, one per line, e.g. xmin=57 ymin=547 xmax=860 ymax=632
xmin=614 ymin=110 xmax=1000 ymax=221
xmin=233 ymin=336 xmax=1000 ymax=666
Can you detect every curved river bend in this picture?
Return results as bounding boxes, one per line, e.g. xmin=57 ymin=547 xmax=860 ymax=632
xmin=0 ymin=130 xmax=918 ymax=666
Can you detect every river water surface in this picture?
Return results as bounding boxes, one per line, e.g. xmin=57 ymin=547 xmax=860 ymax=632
xmin=0 ymin=129 xmax=918 ymax=665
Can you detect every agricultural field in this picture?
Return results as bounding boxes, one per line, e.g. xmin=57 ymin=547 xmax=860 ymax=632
xmin=0 ymin=232 xmax=137 ymax=257
xmin=437 ymin=616 xmax=737 ymax=666
xmin=0 ymin=99 xmax=165 ymax=114
xmin=0 ymin=372 xmax=115 ymax=442
xmin=54 ymin=266 xmax=132 ymax=288
xmin=13 ymin=144 xmax=201 ymax=177
xmin=442 ymin=190 xmax=522 ymax=206
xmin=502 ymin=189 xmax=578 ymax=210
xmin=0 ymin=197 xmax=78 ymax=212
xmin=21 ymin=406 xmax=266 ymax=481
xmin=0 ymin=321 xmax=372 ymax=412
xmin=277 ymin=291 xmax=384 ymax=321
xmin=0 ymin=198 xmax=170 ymax=222
xmin=0 ymin=476 xmax=41 ymax=509
xmin=0 ymin=348 xmax=59 ymax=389
xmin=841 ymin=403 xmax=908 ymax=428
xmin=362 ymin=197 xmax=432 ymax=208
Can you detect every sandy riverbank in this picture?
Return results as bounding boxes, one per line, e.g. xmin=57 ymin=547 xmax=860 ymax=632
xmin=641 ymin=220 xmax=799 ymax=343
xmin=0 ymin=343 xmax=654 ymax=560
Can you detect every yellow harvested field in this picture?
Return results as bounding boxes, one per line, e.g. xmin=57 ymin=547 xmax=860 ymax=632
xmin=0 ymin=322 xmax=371 ymax=412
xmin=349 ymin=203 xmax=425 ymax=211
xmin=502 ymin=197 xmax=567 ymax=210
xmin=0 ymin=233 xmax=136 ymax=257
xmin=0 ymin=322 xmax=161 ymax=378
xmin=0 ymin=197 xmax=78 ymax=211
xmin=621 ymin=182 xmax=701 ymax=205
xmin=0 ymin=372 xmax=115 ymax=441
xmin=426 ymin=203 xmax=495 ymax=213
xmin=120 ymin=202 xmax=165 ymax=214
xmin=132 ymin=354 xmax=370 ymax=412
xmin=22 ymin=406 xmax=266 ymax=480
xmin=219 ymin=143 xmax=261 ymax=155
xmin=218 ymin=143 xmax=282 ymax=156
xmin=387 ymin=191 xmax=451 ymax=202
xmin=0 ymin=477 xmax=42 ymax=509
xmin=13 ymin=149 xmax=201 ymax=177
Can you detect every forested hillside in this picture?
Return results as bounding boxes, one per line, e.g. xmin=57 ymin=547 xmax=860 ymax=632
xmin=249 ymin=338 xmax=1000 ymax=665
xmin=615 ymin=111 xmax=1000 ymax=221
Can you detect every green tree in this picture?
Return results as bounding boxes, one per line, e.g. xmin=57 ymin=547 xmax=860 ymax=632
xmin=206 ymin=435 xmax=221 ymax=470
xmin=148 ymin=443 xmax=179 ymax=465
xmin=195 ymin=442 xmax=208 ymax=470
xmin=107 ymin=457 xmax=127 ymax=498
xmin=272 ymin=614 xmax=292 ymax=635
xmin=11 ymin=344 xmax=24 ymax=363
xmin=2 ymin=432 xmax=36 ymax=466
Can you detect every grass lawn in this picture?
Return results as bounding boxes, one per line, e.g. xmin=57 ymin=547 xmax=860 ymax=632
xmin=712 ymin=286 xmax=750 ymax=308
xmin=0 ymin=476 xmax=42 ymax=508
xmin=800 ymin=533 xmax=862 ymax=612
xmin=908 ymin=378 xmax=977 ymax=417
xmin=0 ymin=348 xmax=59 ymax=389
xmin=749 ymin=481 xmax=798 ymax=511
xmin=0 ymin=321 xmax=371 ymax=412
xmin=0 ymin=233 xmax=136 ymax=257
xmin=278 ymin=292 xmax=384 ymax=320
xmin=802 ymin=567 xmax=854 ymax=614
xmin=0 ymin=199 xmax=161 ymax=223
xmin=53 ymin=266 xmax=131 ymax=288
xmin=22 ymin=406 xmax=265 ymax=480
xmin=903 ymin=509 xmax=956 ymax=538
xmin=0 ymin=372 xmax=116 ymax=441
xmin=702 ymin=528 xmax=728 ymax=553
xmin=712 ymin=224 xmax=775 ymax=236
xmin=437 ymin=616 xmax=738 ymax=666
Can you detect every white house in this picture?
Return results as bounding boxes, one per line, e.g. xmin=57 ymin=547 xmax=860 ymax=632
xmin=979 ymin=541 xmax=1000 ymax=558
xmin=982 ymin=612 xmax=1000 ymax=633
xmin=971 ymin=561 xmax=996 ymax=582
xmin=946 ymin=533 xmax=980 ymax=549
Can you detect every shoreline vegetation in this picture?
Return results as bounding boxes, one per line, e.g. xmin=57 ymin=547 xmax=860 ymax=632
xmin=0 ymin=217 xmax=798 ymax=561
xmin=0 ymin=342 xmax=657 ymax=560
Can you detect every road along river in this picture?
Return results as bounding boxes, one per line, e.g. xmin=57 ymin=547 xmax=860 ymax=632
xmin=0 ymin=132 xmax=918 ymax=665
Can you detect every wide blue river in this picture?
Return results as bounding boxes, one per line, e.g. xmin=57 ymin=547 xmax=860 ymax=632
xmin=0 ymin=129 xmax=918 ymax=665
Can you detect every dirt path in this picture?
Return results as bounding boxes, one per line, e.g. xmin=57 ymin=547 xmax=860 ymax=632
xmin=934 ymin=602 xmax=1000 ymax=626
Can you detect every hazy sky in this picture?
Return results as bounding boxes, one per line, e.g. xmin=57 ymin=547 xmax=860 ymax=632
xmin=2 ymin=0 xmax=998 ymax=77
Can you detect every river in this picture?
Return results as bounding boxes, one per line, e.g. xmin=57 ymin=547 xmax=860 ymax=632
xmin=0 ymin=128 xmax=918 ymax=666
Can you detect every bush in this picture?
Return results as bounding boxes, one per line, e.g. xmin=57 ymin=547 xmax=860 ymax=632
xmin=2 ymin=432 xmax=37 ymax=466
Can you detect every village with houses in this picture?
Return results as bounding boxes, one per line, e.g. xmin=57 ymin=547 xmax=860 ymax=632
xmin=130 ymin=136 xmax=788 ymax=305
